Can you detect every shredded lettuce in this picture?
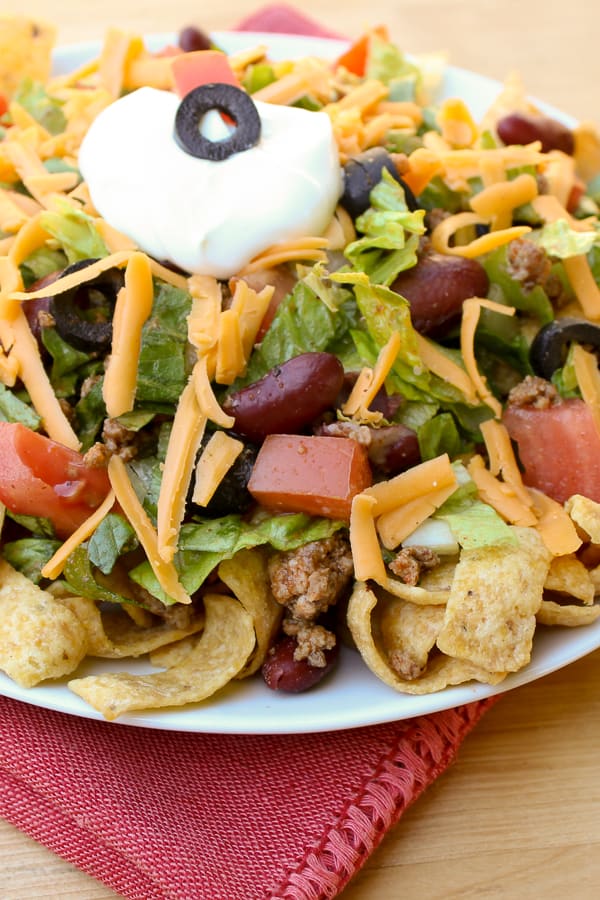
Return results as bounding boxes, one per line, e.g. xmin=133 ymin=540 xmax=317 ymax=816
xmin=39 ymin=200 xmax=109 ymax=263
xmin=0 ymin=383 xmax=40 ymax=429
xmin=2 ymin=538 xmax=60 ymax=583
xmin=483 ymin=244 xmax=554 ymax=324
xmin=531 ymin=219 xmax=599 ymax=258
xmin=433 ymin=467 xmax=517 ymax=549
xmin=130 ymin=513 xmax=346 ymax=604
xmin=343 ymin=170 xmax=426 ymax=285
xmin=366 ymin=35 xmax=422 ymax=100
xmin=13 ymin=79 xmax=66 ymax=135
xmin=87 ymin=513 xmax=138 ymax=575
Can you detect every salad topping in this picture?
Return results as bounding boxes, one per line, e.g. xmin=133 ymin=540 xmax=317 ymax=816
xmin=79 ymin=85 xmax=342 ymax=278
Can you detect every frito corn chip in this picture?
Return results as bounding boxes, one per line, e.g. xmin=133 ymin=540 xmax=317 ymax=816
xmin=436 ymin=527 xmax=551 ymax=673
xmin=544 ymin=555 xmax=595 ymax=606
xmin=218 ymin=549 xmax=283 ymax=677
xmin=537 ymin=600 xmax=600 ymax=627
xmin=150 ymin=548 xmax=282 ymax=675
xmin=565 ymin=494 xmax=600 ymax=544
xmin=382 ymin=576 xmax=449 ymax=605
xmin=0 ymin=559 xmax=88 ymax=687
xmin=69 ymin=594 xmax=255 ymax=720
xmin=347 ymin=582 xmax=505 ymax=694
xmin=0 ymin=16 xmax=56 ymax=97
xmin=379 ymin=594 xmax=445 ymax=680
xmin=60 ymin=594 xmax=205 ymax=657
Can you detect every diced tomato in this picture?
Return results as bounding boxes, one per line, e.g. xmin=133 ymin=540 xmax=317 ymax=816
xmin=503 ymin=398 xmax=600 ymax=503
xmin=567 ymin=178 xmax=586 ymax=213
xmin=332 ymin=26 xmax=388 ymax=77
xmin=0 ymin=422 xmax=111 ymax=537
xmin=0 ymin=93 xmax=8 ymax=117
xmin=247 ymin=434 xmax=372 ymax=520
xmin=171 ymin=50 xmax=238 ymax=98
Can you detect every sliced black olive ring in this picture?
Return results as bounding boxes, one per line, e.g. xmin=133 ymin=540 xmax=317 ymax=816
xmin=49 ymin=258 xmax=125 ymax=352
xmin=174 ymin=83 xmax=262 ymax=161
xmin=529 ymin=317 xmax=600 ymax=379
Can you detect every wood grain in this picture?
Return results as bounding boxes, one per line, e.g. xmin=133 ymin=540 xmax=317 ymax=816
xmin=1 ymin=1 xmax=600 ymax=898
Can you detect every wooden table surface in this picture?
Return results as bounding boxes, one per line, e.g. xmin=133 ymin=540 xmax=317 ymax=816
xmin=1 ymin=1 xmax=600 ymax=898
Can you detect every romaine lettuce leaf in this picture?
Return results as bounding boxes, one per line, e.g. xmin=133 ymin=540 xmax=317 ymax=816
xmin=130 ymin=512 xmax=346 ymax=604
xmin=39 ymin=199 xmax=109 ymax=263
xmin=0 ymin=383 xmax=40 ymax=429
xmin=13 ymin=79 xmax=66 ymax=135
xmin=531 ymin=219 xmax=599 ymax=258
xmin=2 ymin=538 xmax=60 ymax=583
xmin=433 ymin=469 xmax=517 ymax=549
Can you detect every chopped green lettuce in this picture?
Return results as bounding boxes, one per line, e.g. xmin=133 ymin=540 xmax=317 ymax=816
xmin=0 ymin=383 xmax=40 ymax=429
xmin=39 ymin=199 xmax=109 ymax=263
xmin=343 ymin=170 xmax=425 ymax=285
xmin=531 ymin=219 xmax=599 ymax=258
xmin=13 ymin=79 xmax=66 ymax=135
xmin=130 ymin=512 xmax=346 ymax=604
xmin=2 ymin=538 xmax=60 ymax=583
xmin=433 ymin=467 xmax=517 ymax=549
xmin=87 ymin=513 xmax=138 ymax=575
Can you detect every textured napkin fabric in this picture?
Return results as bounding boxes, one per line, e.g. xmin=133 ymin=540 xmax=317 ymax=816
xmin=0 ymin=6 xmax=499 ymax=899
xmin=0 ymin=696 xmax=496 ymax=899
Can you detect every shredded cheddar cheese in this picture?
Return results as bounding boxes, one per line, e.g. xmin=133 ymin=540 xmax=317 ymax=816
xmin=103 ymin=252 xmax=154 ymax=418
xmin=156 ymin=377 xmax=207 ymax=564
xmin=192 ymin=432 xmax=244 ymax=506
xmin=460 ymin=298 xmax=516 ymax=417
xmin=573 ymin=344 xmax=600 ymax=439
xmin=108 ymin=455 xmax=192 ymax=605
xmin=350 ymin=493 xmax=387 ymax=583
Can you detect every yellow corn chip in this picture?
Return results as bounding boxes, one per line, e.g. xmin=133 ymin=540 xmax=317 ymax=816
xmin=544 ymin=555 xmax=595 ymax=606
xmin=347 ymin=581 xmax=505 ymax=694
xmin=436 ymin=527 xmax=551 ymax=672
xmin=537 ymin=600 xmax=600 ymax=627
xmin=68 ymin=594 xmax=254 ymax=720
xmin=378 ymin=594 xmax=445 ymax=680
xmin=0 ymin=559 xmax=88 ymax=687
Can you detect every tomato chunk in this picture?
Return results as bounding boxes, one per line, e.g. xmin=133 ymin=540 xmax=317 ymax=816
xmin=503 ymin=398 xmax=600 ymax=503
xmin=0 ymin=422 xmax=111 ymax=537
xmin=171 ymin=50 xmax=238 ymax=98
xmin=247 ymin=434 xmax=372 ymax=520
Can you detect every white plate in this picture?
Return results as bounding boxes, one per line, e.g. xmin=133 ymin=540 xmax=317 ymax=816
xmin=0 ymin=31 xmax=590 ymax=734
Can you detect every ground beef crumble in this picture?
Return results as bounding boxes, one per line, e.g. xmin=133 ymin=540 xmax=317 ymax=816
xmin=389 ymin=546 xmax=440 ymax=585
xmin=268 ymin=534 xmax=354 ymax=666
xmin=506 ymin=237 xmax=551 ymax=291
xmin=507 ymin=375 xmax=559 ymax=409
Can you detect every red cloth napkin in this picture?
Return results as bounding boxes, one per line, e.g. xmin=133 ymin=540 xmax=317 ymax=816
xmin=0 ymin=696 xmax=496 ymax=899
xmin=0 ymin=7 xmax=500 ymax=899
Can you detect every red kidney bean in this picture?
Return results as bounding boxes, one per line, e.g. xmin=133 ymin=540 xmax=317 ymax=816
xmin=496 ymin=111 xmax=574 ymax=155
xmin=391 ymin=251 xmax=489 ymax=337
xmin=21 ymin=270 xmax=62 ymax=344
xmin=222 ymin=352 xmax=345 ymax=443
xmin=178 ymin=25 xmax=212 ymax=53
xmin=262 ymin=636 xmax=339 ymax=693
xmin=368 ymin=424 xmax=421 ymax=474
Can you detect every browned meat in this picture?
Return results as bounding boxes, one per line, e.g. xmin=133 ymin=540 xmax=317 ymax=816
xmin=389 ymin=546 xmax=440 ymax=585
xmin=102 ymin=418 xmax=138 ymax=462
xmin=282 ymin=618 xmax=336 ymax=667
xmin=268 ymin=534 xmax=354 ymax=621
xmin=506 ymin=237 xmax=551 ymax=290
xmin=507 ymin=375 xmax=559 ymax=409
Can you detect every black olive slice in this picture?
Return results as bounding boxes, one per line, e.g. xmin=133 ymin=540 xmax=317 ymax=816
xmin=340 ymin=147 xmax=418 ymax=219
xmin=174 ymin=84 xmax=261 ymax=161
xmin=49 ymin=259 xmax=125 ymax=352
xmin=529 ymin=317 xmax=600 ymax=379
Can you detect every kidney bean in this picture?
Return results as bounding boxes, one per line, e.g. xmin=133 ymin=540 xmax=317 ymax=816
xmin=178 ymin=25 xmax=212 ymax=53
xmin=222 ymin=352 xmax=345 ymax=443
xmin=496 ymin=111 xmax=574 ymax=155
xmin=262 ymin=636 xmax=339 ymax=693
xmin=391 ymin=251 xmax=489 ymax=337
xmin=368 ymin=424 xmax=421 ymax=474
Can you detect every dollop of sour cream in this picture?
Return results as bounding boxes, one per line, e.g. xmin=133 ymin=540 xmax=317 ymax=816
xmin=79 ymin=87 xmax=342 ymax=279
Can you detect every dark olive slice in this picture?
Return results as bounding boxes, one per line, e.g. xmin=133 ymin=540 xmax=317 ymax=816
xmin=340 ymin=147 xmax=418 ymax=219
xmin=174 ymin=83 xmax=261 ymax=161
xmin=529 ymin=317 xmax=600 ymax=379
xmin=49 ymin=259 xmax=124 ymax=352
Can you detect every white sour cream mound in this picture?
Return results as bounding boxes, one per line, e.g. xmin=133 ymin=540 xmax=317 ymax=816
xmin=79 ymin=87 xmax=342 ymax=279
